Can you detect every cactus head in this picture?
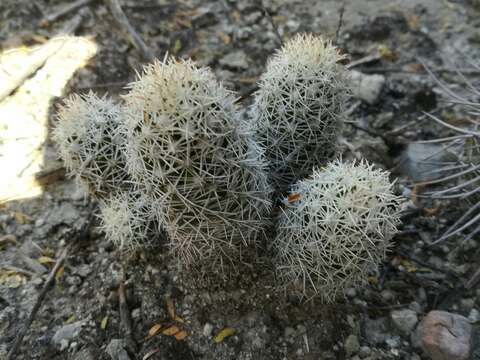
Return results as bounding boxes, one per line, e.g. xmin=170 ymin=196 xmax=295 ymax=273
xmin=52 ymin=92 xmax=129 ymax=198
xmin=98 ymin=190 xmax=165 ymax=251
xmin=123 ymin=58 xmax=272 ymax=282
xmin=251 ymin=33 xmax=350 ymax=192
xmin=273 ymin=160 xmax=401 ymax=302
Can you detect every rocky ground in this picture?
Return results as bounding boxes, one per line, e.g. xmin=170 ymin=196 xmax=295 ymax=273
xmin=1 ymin=0 xmax=480 ymax=359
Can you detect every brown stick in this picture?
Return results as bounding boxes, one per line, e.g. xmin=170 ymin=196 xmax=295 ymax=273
xmin=6 ymin=209 xmax=94 ymax=359
xmin=6 ymin=244 xmax=72 ymax=360
xmin=105 ymin=0 xmax=155 ymax=62
xmin=118 ymin=277 xmax=137 ymax=352
xmin=40 ymin=0 xmax=94 ymax=27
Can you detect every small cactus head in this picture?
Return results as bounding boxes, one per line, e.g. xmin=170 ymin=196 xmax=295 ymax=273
xmin=123 ymin=58 xmax=272 ymax=281
xmin=52 ymin=92 xmax=129 ymax=198
xmin=98 ymin=190 xmax=165 ymax=251
xmin=273 ymin=160 xmax=401 ymax=302
xmin=251 ymin=33 xmax=350 ymax=192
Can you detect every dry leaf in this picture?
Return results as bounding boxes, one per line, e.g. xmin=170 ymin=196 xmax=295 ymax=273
xmin=100 ymin=316 xmax=109 ymax=330
xmin=213 ymin=327 xmax=236 ymax=343
xmin=38 ymin=256 xmax=56 ymax=265
xmin=400 ymin=259 xmax=417 ymax=273
xmin=0 ymin=234 xmax=17 ymax=247
xmin=55 ymin=265 xmax=64 ymax=281
xmin=378 ymin=45 xmax=398 ymax=62
xmin=166 ymin=298 xmax=176 ymax=320
xmin=143 ymin=349 xmax=161 ymax=360
xmin=147 ymin=323 xmax=163 ymax=338
xmin=287 ymin=193 xmax=301 ymax=203
xmin=14 ymin=212 xmax=30 ymax=224
xmin=65 ymin=314 xmax=76 ymax=324
xmin=162 ymin=325 xmax=180 ymax=336
xmin=174 ymin=330 xmax=188 ymax=340
xmin=367 ymin=276 xmax=378 ymax=285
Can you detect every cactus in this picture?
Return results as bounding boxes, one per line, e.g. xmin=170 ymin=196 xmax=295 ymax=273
xmin=98 ymin=190 xmax=165 ymax=251
xmin=251 ymin=33 xmax=350 ymax=192
xmin=273 ymin=160 xmax=401 ymax=302
xmin=122 ymin=58 xmax=272 ymax=279
xmin=52 ymin=92 xmax=130 ymax=198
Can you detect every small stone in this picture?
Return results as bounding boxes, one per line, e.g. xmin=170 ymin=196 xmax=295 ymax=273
xmin=344 ymin=334 xmax=360 ymax=356
xmin=349 ymin=70 xmax=385 ymax=104
xmin=203 ymin=323 xmax=214 ymax=337
xmin=363 ymin=317 xmax=389 ymax=345
xmin=416 ymin=310 xmax=472 ymax=360
xmin=284 ymin=326 xmax=295 ymax=338
xmin=380 ymin=290 xmax=395 ymax=302
xmin=468 ymin=308 xmax=479 ymax=323
xmin=346 ymin=288 xmax=357 ymax=298
xmin=219 ymin=51 xmax=249 ymax=70
xmin=358 ymin=346 xmax=371 ymax=358
xmin=52 ymin=321 xmax=84 ymax=351
xmin=106 ymin=339 xmax=130 ymax=360
xmin=391 ymin=309 xmax=418 ymax=335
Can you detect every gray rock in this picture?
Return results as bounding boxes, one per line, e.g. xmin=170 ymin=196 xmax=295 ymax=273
xmin=415 ymin=310 xmax=472 ymax=360
xmin=73 ymin=347 xmax=96 ymax=360
xmin=344 ymin=334 xmax=360 ymax=356
xmin=52 ymin=321 xmax=84 ymax=351
xmin=391 ymin=309 xmax=418 ymax=335
xmin=363 ymin=317 xmax=389 ymax=345
xmin=219 ymin=51 xmax=249 ymax=70
xmin=106 ymin=339 xmax=130 ymax=360
xmin=399 ymin=142 xmax=461 ymax=182
xmin=203 ymin=322 xmax=214 ymax=337
xmin=349 ymin=70 xmax=385 ymax=104
xmin=49 ymin=202 xmax=80 ymax=226
xmin=358 ymin=346 xmax=371 ymax=358
xmin=468 ymin=308 xmax=479 ymax=323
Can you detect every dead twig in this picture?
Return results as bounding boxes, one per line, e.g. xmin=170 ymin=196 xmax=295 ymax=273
xmin=465 ymin=267 xmax=480 ymax=289
xmin=40 ymin=0 xmax=94 ymax=27
xmin=6 ymin=210 xmax=95 ymax=360
xmin=6 ymin=244 xmax=72 ymax=360
xmin=259 ymin=2 xmax=282 ymax=47
xmin=105 ymin=0 xmax=155 ymax=62
xmin=334 ymin=1 xmax=345 ymax=46
xmin=346 ymin=54 xmax=381 ymax=70
xmin=118 ymin=276 xmax=137 ymax=352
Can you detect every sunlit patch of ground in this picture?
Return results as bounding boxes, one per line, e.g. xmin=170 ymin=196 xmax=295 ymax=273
xmin=0 ymin=36 xmax=97 ymax=202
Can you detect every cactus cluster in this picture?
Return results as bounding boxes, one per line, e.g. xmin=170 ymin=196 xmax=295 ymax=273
xmin=53 ymin=33 xmax=402 ymax=300
xmin=273 ymin=161 xmax=401 ymax=302
xmin=122 ymin=59 xmax=272 ymax=275
xmin=251 ymin=34 xmax=350 ymax=192
xmin=52 ymin=93 xmax=130 ymax=198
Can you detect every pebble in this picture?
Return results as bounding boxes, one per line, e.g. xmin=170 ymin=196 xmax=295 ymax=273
xmin=344 ymin=334 xmax=360 ymax=356
xmin=106 ymin=339 xmax=130 ymax=360
xmin=358 ymin=346 xmax=371 ymax=358
xmin=52 ymin=321 xmax=84 ymax=351
xmin=349 ymin=70 xmax=385 ymax=104
xmin=219 ymin=51 xmax=249 ymax=70
xmin=416 ymin=310 xmax=472 ymax=360
xmin=203 ymin=323 xmax=214 ymax=337
xmin=391 ymin=309 xmax=418 ymax=335
xmin=468 ymin=308 xmax=480 ymax=323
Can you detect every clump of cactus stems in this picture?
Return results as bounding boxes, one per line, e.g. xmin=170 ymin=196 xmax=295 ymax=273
xmin=99 ymin=190 xmax=165 ymax=251
xmin=53 ymin=93 xmax=130 ymax=199
xmin=53 ymin=33 xmax=403 ymax=296
xmin=273 ymin=161 xmax=401 ymax=302
xmin=53 ymin=92 xmax=165 ymax=250
xmin=250 ymin=33 xmax=350 ymax=192
xmin=122 ymin=58 xmax=272 ymax=279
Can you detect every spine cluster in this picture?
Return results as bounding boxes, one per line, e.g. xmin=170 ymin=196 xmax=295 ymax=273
xmin=251 ymin=34 xmax=350 ymax=192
